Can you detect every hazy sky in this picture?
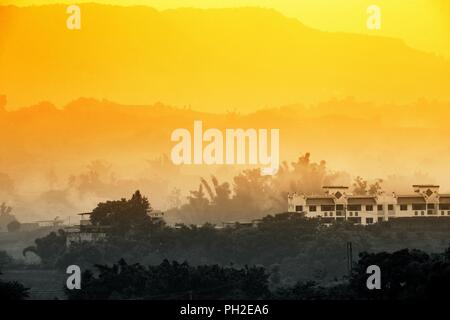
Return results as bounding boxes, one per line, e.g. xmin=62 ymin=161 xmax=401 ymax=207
xmin=2 ymin=0 xmax=449 ymax=57
xmin=1 ymin=1 xmax=449 ymax=220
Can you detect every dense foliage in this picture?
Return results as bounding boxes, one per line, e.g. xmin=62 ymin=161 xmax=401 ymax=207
xmin=66 ymin=259 xmax=270 ymax=300
xmin=90 ymin=190 xmax=155 ymax=236
xmin=349 ymin=248 xmax=450 ymax=299
xmin=23 ymin=229 xmax=67 ymax=266
xmin=26 ymin=204 xmax=450 ymax=286
xmin=19 ymin=188 xmax=450 ymax=299
xmin=65 ymin=244 xmax=450 ymax=300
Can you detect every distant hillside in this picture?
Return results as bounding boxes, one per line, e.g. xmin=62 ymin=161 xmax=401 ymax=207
xmin=0 ymin=96 xmax=450 ymax=222
xmin=1 ymin=96 xmax=450 ymax=183
xmin=0 ymin=4 xmax=449 ymax=111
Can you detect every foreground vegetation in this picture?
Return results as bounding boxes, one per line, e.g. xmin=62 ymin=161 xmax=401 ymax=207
xmin=66 ymin=245 xmax=450 ymax=300
xmin=0 ymin=251 xmax=29 ymax=299
xmin=1 ymin=190 xmax=450 ymax=299
xmin=18 ymin=191 xmax=450 ymax=286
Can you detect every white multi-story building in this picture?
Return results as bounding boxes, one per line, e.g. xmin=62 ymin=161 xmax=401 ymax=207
xmin=288 ymin=185 xmax=450 ymax=225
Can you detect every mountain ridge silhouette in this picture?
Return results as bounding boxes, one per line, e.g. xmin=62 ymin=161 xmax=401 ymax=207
xmin=1 ymin=4 xmax=449 ymax=111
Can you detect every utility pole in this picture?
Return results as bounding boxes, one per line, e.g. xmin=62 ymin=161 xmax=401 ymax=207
xmin=346 ymin=241 xmax=353 ymax=277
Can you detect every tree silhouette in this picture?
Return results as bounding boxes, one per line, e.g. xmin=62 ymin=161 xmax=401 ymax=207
xmin=90 ymin=190 xmax=152 ymax=236
xmin=0 ymin=203 xmax=16 ymax=232
xmin=353 ymin=177 xmax=383 ymax=196
xmin=23 ymin=230 xmax=67 ymax=266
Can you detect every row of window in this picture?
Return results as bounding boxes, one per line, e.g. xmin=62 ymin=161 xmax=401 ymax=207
xmin=295 ymin=204 xmax=449 ymax=213
xmin=295 ymin=204 xmax=395 ymax=212
xmin=317 ymin=210 xmax=450 ymax=218
xmin=315 ymin=216 xmax=447 ymax=224
xmin=322 ymin=210 xmax=450 ymax=217
xmin=400 ymin=204 xmax=450 ymax=211
xmin=414 ymin=211 xmax=450 ymax=216
xmin=323 ymin=212 xmax=385 ymax=218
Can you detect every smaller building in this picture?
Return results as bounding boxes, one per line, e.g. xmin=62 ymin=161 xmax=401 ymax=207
xmin=65 ymin=213 xmax=107 ymax=247
xmin=35 ymin=217 xmax=65 ymax=227
xmin=222 ymin=219 xmax=262 ymax=228
xmin=147 ymin=209 xmax=165 ymax=222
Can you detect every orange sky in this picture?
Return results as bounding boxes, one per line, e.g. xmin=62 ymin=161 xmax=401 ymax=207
xmin=3 ymin=0 xmax=450 ymax=58
xmin=0 ymin=3 xmax=449 ymax=111
xmin=0 ymin=2 xmax=449 ymax=221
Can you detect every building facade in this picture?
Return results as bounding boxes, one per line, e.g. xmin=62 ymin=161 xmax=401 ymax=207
xmin=288 ymin=185 xmax=450 ymax=225
xmin=65 ymin=213 xmax=107 ymax=247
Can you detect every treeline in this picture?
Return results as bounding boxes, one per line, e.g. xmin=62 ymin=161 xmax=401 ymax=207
xmin=22 ymin=191 xmax=450 ymax=284
xmin=67 ymin=259 xmax=269 ymax=300
xmin=67 ymin=245 xmax=450 ymax=300
xmin=10 ymin=189 xmax=450 ymax=300
xmin=5 ymin=243 xmax=450 ymax=300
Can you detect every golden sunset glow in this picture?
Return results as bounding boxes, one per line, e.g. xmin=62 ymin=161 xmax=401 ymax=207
xmin=0 ymin=1 xmax=449 ymax=222
xmin=3 ymin=1 xmax=450 ymax=306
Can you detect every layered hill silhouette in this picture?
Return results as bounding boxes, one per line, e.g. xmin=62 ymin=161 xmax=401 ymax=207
xmin=0 ymin=4 xmax=449 ymax=111
xmin=1 ymin=95 xmax=450 ymax=182
xmin=1 ymin=4 xmax=450 ymax=221
xmin=1 ymin=95 xmax=450 ymax=221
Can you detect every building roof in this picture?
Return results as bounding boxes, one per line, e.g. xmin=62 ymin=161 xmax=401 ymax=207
xmin=322 ymin=186 xmax=349 ymax=189
xmin=412 ymin=185 xmax=439 ymax=188
xmin=397 ymin=195 xmax=426 ymax=204
xmin=347 ymin=197 xmax=377 ymax=205
xmin=78 ymin=212 xmax=92 ymax=216
xmin=306 ymin=197 xmax=335 ymax=205
xmin=439 ymin=196 xmax=450 ymax=204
